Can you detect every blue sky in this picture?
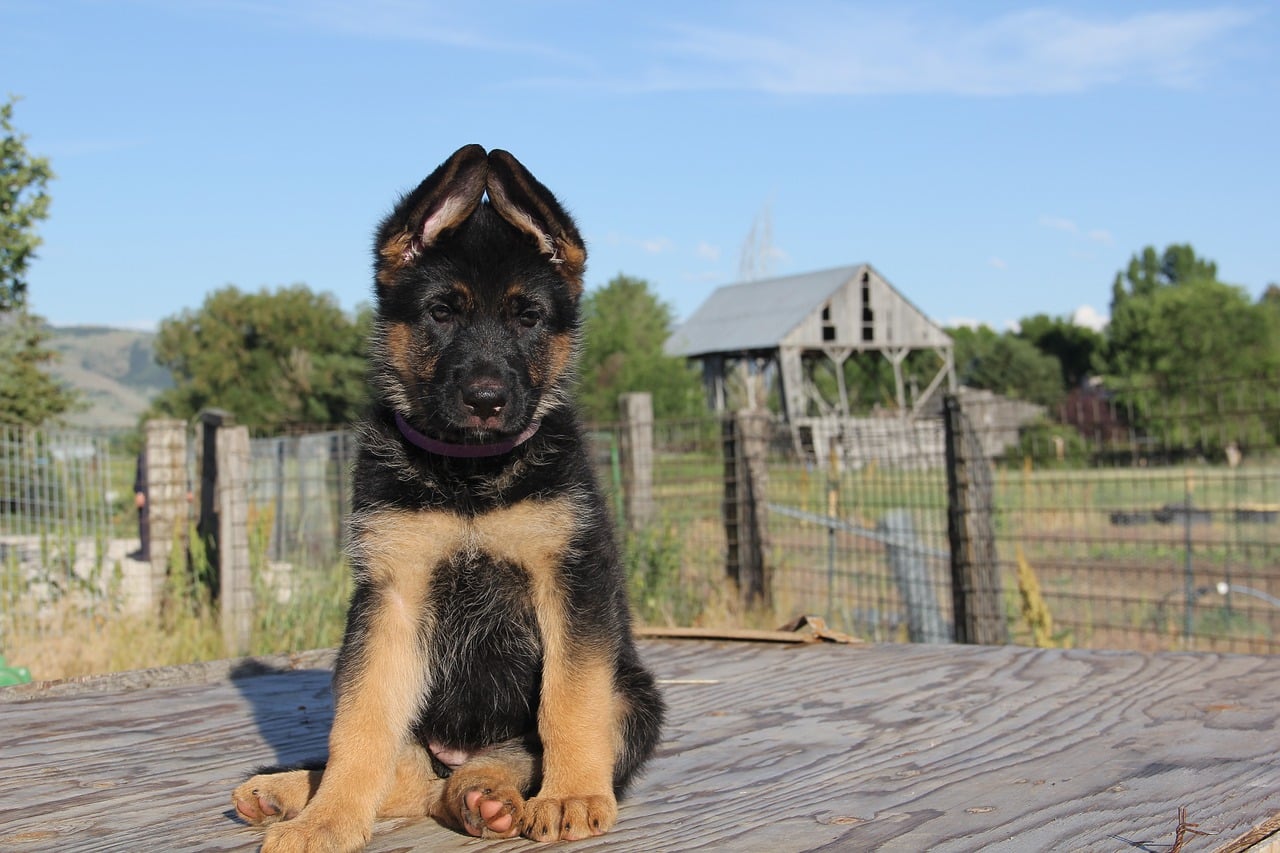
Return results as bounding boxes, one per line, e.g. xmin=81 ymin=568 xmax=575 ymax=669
xmin=6 ymin=1 xmax=1278 ymax=333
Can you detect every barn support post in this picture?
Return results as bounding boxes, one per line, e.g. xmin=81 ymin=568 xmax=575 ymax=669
xmin=618 ymin=392 xmax=655 ymax=531
xmin=701 ymin=354 xmax=727 ymax=413
xmin=943 ymin=394 xmax=1008 ymax=644
xmin=885 ymin=347 xmax=910 ymax=413
xmin=723 ymin=409 xmax=771 ymax=608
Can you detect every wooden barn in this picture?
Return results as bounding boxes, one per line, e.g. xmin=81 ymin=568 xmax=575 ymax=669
xmin=665 ymin=264 xmax=956 ymax=459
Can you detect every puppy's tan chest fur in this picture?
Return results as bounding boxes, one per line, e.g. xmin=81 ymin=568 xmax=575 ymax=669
xmin=349 ymin=497 xmax=581 ymax=598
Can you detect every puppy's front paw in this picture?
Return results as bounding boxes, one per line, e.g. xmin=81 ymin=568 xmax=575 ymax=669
xmin=260 ymin=812 xmax=371 ymax=853
xmin=522 ymin=793 xmax=616 ymax=842
xmin=232 ymin=770 xmax=316 ymax=825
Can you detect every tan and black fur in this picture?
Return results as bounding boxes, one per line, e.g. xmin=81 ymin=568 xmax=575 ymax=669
xmin=232 ymin=145 xmax=663 ymax=852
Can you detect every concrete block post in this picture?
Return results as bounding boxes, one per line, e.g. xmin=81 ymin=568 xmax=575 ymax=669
xmin=217 ymin=424 xmax=253 ymax=656
xmin=143 ymin=419 xmax=188 ymax=612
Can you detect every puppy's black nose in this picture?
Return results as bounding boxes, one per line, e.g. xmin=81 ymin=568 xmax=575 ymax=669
xmin=462 ymin=381 xmax=508 ymax=420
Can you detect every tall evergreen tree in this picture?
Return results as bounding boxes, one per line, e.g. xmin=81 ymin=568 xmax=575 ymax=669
xmin=0 ymin=97 xmax=77 ymax=426
xmin=1 ymin=98 xmax=52 ymax=313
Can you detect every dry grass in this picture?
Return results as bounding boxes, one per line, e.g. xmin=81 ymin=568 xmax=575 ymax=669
xmin=5 ymin=602 xmax=225 ymax=681
xmin=4 ymin=560 xmax=350 ymax=682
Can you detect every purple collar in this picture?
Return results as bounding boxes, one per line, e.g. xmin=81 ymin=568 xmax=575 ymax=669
xmin=395 ymin=411 xmax=541 ymax=459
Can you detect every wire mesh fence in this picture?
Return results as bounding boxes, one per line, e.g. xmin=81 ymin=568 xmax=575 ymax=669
xmin=595 ymin=379 xmax=1280 ymax=653
xmin=597 ymin=412 xmax=956 ymax=643
xmin=0 ymin=425 xmax=123 ymax=642
xmin=247 ymin=430 xmax=355 ymax=571
xmin=978 ymin=379 xmax=1280 ymax=654
xmin=3 ymin=377 xmax=1279 ymax=667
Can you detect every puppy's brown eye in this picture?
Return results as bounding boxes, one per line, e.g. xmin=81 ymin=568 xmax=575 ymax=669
xmin=518 ymin=310 xmax=540 ymax=329
xmin=429 ymin=304 xmax=453 ymax=323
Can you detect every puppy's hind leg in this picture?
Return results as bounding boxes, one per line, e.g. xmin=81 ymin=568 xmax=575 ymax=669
xmin=233 ymin=762 xmax=324 ymax=825
xmin=380 ymin=744 xmax=447 ymax=818
xmin=233 ymin=745 xmax=444 ymax=826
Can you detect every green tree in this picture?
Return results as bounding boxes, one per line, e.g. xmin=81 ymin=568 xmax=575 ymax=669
xmin=578 ymin=274 xmax=703 ymax=421
xmin=1016 ymin=313 xmax=1104 ymax=390
xmin=1106 ymin=244 xmax=1277 ymax=386
xmin=0 ymin=309 xmax=80 ymax=426
xmin=1103 ymin=244 xmax=1280 ymax=451
xmin=148 ymin=285 xmax=369 ymax=431
xmin=948 ymin=324 xmax=1064 ymax=406
xmin=1124 ymin=279 xmax=1275 ymax=388
xmin=1106 ymin=243 xmax=1226 ymax=379
xmin=0 ymin=96 xmax=77 ymax=426
xmin=1 ymin=97 xmax=53 ymax=312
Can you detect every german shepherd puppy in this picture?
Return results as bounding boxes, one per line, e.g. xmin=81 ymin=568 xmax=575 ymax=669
xmin=232 ymin=145 xmax=664 ymax=851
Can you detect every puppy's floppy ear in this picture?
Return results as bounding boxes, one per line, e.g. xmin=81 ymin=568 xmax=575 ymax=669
xmin=486 ymin=149 xmax=587 ymax=295
xmin=376 ymin=144 xmax=489 ymax=284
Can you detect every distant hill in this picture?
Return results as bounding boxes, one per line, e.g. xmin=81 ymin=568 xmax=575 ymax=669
xmin=46 ymin=326 xmax=172 ymax=430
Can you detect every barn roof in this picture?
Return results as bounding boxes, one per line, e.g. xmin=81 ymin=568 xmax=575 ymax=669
xmin=665 ymin=265 xmax=861 ymax=357
xmin=665 ymin=263 xmax=951 ymax=358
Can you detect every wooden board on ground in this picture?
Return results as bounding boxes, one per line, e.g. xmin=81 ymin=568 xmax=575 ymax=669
xmin=1 ymin=640 xmax=1278 ymax=852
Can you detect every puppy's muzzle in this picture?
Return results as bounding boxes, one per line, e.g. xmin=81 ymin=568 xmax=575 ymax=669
xmin=462 ymin=379 xmax=508 ymax=421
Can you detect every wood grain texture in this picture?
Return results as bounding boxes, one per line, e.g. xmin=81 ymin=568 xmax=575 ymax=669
xmin=1 ymin=641 xmax=1278 ymax=852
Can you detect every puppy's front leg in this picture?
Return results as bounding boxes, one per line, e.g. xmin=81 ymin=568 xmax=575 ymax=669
xmin=262 ymin=584 xmax=430 ymax=853
xmin=522 ymin=632 xmax=621 ymax=843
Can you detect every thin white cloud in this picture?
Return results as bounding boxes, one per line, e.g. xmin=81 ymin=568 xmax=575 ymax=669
xmin=1041 ymin=216 xmax=1115 ymax=247
xmin=1073 ymin=304 xmax=1109 ymax=331
xmin=640 ymin=237 xmax=675 ymax=255
xmin=647 ymin=6 xmax=1256 ymax=95
xmin=182 ymin=0 xmax=579 ymax=63
xmin=202 ymin=2 xmax=1257 ymax=97
xmin=600 ymin=232 xmax=676 ymax=254
xmin=988 ymin=256 xmax=1008 ymax=270
xmin=1039 ymin=215 xmax=1079 ymax=234
xmin=695 ymin=241 xmax=721 ymax=262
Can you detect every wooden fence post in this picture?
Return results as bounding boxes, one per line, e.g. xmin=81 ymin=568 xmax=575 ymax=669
xmin=143 ymin=419 xmax=187 ymax=612
xmin=197 ymin=409 xmax=233 ymax=598
xmin=216 ymin=424 xmax=253 ymax=656
xmin=723 ymin=410 xmax=771 ymax=608
xmin=618 ymin=392 xmax=655 ymax=531
xmin=943 ymin=394 xmax=1008 ymax=644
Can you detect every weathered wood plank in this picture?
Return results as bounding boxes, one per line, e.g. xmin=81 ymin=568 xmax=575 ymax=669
xmin=1 ymin=641 xmax=1278 ymax=852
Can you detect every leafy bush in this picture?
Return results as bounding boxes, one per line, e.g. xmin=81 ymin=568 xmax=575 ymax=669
xmin=1003 ymin=418 xmax=1091 ymax=469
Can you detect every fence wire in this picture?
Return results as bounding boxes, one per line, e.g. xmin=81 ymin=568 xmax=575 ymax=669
xmin=0 ymin=426 xmax=120 ymax=641
xmin=592 ymin=382 xmax=1280 ymax=653
xmin=4 ymin=378 xmax=1280 ymax=659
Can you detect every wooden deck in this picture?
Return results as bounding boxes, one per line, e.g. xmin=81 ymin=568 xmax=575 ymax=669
xmin=2 ymin=639 xmax=1278 ymax=852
